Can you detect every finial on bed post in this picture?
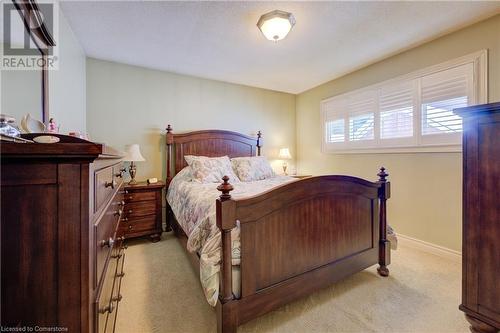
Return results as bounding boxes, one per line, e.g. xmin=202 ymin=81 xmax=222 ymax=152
xmin=217 ymin=176 xmax=234 ymax=201
xmin=378 ymin=167 xmax=388 ymax=182
xmin=216 ymin=176 xmax=236 ymax=303
xmin=377 ymin=166 xmax=391 ymax=277
xmin=257 ymin=131 xmax=262 ymax=156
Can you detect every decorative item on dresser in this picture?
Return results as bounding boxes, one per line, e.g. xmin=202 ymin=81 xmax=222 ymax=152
xmin=454 ymin=102 xmax=500 ymax=333
xmin=118 ymin=181 xmax=165 ymax=242
xmin=1 ymin=134 xmax=126 ymax=333
xmin=165 ymin=125 xmax=392 ymax=333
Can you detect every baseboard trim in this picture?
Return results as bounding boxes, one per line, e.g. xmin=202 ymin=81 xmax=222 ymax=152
xmin=397 ymin=234 xmax=462 ymax=263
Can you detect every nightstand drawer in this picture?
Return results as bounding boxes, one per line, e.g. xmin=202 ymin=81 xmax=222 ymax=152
xmin=124 ymin=190 xmax=156 ymax=203
xmin=120 ymin=216 xmax=157 ymax=236
xmin=124 ymin=201 xmax=156 ymax=218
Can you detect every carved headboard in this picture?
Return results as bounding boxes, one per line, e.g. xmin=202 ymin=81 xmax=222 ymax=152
xmin=165 ymin=125 xmax=262 ymax=183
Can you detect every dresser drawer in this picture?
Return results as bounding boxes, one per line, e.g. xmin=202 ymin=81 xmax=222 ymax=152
xmin=95 ymin=250 xmax=119 ymax=333
xmin=124 ymin=201 xmax=156 ymax=218
xmin=95 ymin=163 xmax=124 ymax=214
xmin=124 ymin=190 xmax=156 ymax=203
xmin=95 ymin=194 xmax=123 ymax=286
xmin=107 ymin=250 xmax=125 ymax=333
xmin=95 ymin=166 xmax=114 ymax=213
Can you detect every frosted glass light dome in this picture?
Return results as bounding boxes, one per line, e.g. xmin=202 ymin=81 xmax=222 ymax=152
xmin=257 ymin=10 xmax=296 ymax=42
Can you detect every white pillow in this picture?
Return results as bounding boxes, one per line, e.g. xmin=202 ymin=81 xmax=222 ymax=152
xmin=185 ymin=155 xmax=240 ymax=184
xmin=231 ymin=156 xmax=275 ymax=182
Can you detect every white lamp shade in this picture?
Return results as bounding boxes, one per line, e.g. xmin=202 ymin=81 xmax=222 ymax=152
xmin=278 ymin=148 xmax=292 ymax=159
xmin=124 ymin=144 xmax=145 ymax=162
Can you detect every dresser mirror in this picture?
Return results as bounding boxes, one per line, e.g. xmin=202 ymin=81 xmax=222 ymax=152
xmin=0 ymin=0 xmax=55 ymax=127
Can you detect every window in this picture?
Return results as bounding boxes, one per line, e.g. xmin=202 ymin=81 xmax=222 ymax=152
xmin=321 ymin=51 xmax=487 ymax=153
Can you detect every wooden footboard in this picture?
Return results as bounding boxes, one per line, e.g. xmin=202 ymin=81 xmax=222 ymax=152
xmin=216 ymin=169 xmax=391 ymax=332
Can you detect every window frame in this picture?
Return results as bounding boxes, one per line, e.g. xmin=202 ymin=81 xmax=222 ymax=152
xmin=321 ymin=50 xmax=488 ymax=154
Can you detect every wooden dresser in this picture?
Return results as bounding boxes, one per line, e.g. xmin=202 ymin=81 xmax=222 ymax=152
xmin=455 ymin=102 xmax=500 ymax=333
xmin=1 ymin=134 xmax=126 ymax=333
xmin=118 ymin=181 xmax=164 ymax=242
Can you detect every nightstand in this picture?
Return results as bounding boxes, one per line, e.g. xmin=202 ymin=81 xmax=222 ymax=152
xmin=290 ymin=175 xmax=312 ymax=179
xmin=118 ymin=181 xmax=165 ymax=242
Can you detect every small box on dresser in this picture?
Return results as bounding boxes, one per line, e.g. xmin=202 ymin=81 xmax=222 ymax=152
xmin=118 ymin=181 xmax=165 ymax=242
xmin=454 ymin=102 xmax=500 ymax=333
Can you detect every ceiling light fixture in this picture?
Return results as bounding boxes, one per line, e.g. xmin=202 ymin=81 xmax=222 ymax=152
xmin=257 ymin=10 xmax=296 ymax=42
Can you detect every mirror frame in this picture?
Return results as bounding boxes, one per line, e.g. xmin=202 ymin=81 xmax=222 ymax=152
xmin=12 ymin=0 xmax=56 ymax=124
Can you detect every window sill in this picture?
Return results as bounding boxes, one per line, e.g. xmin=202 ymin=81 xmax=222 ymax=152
xmin=322 ymin=145 xmax=462 ymax=154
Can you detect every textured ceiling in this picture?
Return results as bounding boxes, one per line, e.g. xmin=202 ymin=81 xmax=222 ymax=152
xmin=60 ymin=1 xmax=500 ymax=94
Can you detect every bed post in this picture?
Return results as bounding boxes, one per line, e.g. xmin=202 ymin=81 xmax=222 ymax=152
xmin=257 ymin=131 xmax=262 ymax=156
xmin=216 ymin=176 xmax=238 ymax=333
xmin=165 ymin=125 xmax=174 ymax=232
xmin=377 ymin=167 xmax=391 ymax=277
xmin=166 ymin=124 xmax=174 ymax=185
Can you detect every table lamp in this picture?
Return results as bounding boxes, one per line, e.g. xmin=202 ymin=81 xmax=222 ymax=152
xmin=124 ymin=144 xmax=145 ymax=185
xmin=278 ymin=148 xmax=292 ymax=175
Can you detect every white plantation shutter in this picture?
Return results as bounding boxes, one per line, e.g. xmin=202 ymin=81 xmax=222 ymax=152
xmin=379 ymin=82 xmax=414 ymax=140
xmin=347 ymin=92 xmax=376 ymax=142
xmin=322 ymin=97 xmax=348 ymax=147
xmin=320 ymin=52 xmax=485 ymax=152
xmin=325 ymin=119 xmax=345 ymax=143
xmin=421 ymin=63 xmax=473 ymax=139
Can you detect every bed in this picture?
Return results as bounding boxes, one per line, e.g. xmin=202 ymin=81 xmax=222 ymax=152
xmin=165 ymin=126 xmax=392 ymax=333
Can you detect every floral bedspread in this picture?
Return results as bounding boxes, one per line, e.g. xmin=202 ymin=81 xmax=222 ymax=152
xmin=167 ymin=168 xmax=296 ymax=305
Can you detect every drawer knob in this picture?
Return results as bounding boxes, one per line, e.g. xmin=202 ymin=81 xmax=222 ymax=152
xmin=128 ymin=196 xmax=133 ymax=200
xmin=114 ymin=209 xmax=123 ymax=216
xmin=128 ymin=209 xmax=133 ymax=214
xmin=100 ymin=237 xmax=114 ymax=248
xmin=115 ymin=168 xmax=126 ymax=178
xmin=105 ymin=180 xmax=117 ymax=189
xmin=99 ymin=303 xmax=114 ymax=314
xmin=122 ymin=217 xmax=128 ymax=223
xmin=112 ymin=294 xmax=123 ymax=302
xmin=128 ymin=225 xmax=133 ymax=231
xmin=119 ymin=200 xmax=125 ymax=206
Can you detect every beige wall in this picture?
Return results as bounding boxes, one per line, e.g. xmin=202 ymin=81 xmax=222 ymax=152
xmin=296 ymin=15 xmax=500 ymax=252
xmin=49 ymin=6 xmax=86 ymax=134
xmin=86 ymin=58 xmax=296 ymax=182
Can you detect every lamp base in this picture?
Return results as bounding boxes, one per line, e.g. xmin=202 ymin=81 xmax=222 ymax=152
xmin=282 ymin=163 xmax=288 ymax=176
xmin=128 ymin=162 xmax=137 ymax=185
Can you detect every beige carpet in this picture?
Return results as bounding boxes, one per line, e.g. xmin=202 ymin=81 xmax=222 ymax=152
xmin=115 ymin=233 xmax=469 ymax=333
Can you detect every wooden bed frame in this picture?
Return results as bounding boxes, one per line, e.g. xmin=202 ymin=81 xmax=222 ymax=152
xmin=165 ymin=125 xmax=391 ymax=333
